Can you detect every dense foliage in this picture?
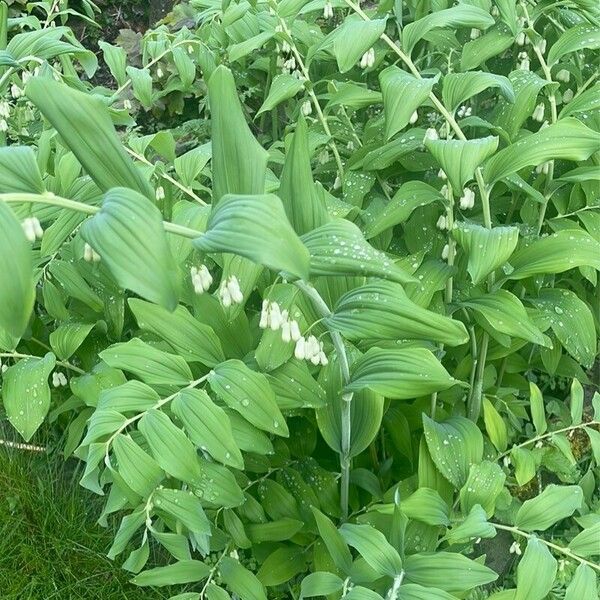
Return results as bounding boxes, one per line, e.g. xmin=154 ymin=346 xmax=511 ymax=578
xmin=0 ymin=0 xmax=599 ymax=598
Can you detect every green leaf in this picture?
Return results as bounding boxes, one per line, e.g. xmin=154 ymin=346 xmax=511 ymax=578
xmin=507 ymin=230 xmax=600 ymax=280
xmin=229 ymin=31 xmax=274 ymax=63
xmin=208 ymin=359 xmax=288 ymax=436
xmin=154 ymin=488 xmax=210 ymax=535
xmin=326 ymin=281 xmax=468 ymax=346
xmin=380 ymin=66 xmax=436 ymax=139
xmin=219 ymin=557 xmax=267 ymax=600
xmin=247 ymin=518 xmax=303 ymax=543
xmin=461 ymin=290 xmax=551 ymax=347
xmin=362 ymin=181 xmax=444 ymax=239
xmin=311 ymin=508 xmax=353 ymax=574
xmin=445 ymin=504 xmax=496 ymax=545
xmin=511 ymin=447 xmax=537 ymax=486
xmin=81 ymin=188 xmax=179 ymax=310
xmin=208 ymin=66 xmax=268 ymax=204
xmin=484 ymin=118 xmax=600 ymax=183
xmin=547 ymin=23 xmax=600 ymax=66
xmin=49 ymin=322 xmax=94 ymax=360
xmin=138 ymin=410 xmax=202 ymax=485
xmin=132 ymin=560 xmax=211 ymax=587
xmin=333 ymin=18 xmax=386 ymax=73
xmin=100 ymin=339 xmax=192 ymax=386
xmin=257 ymin=74 xmax=305 ymax=115
xmin=568 ymin=521 xmax=600 ymax=557
xmin=425 ymin=136 xmax=498 ymax=193
xmin=98 ymin=380 xmax=159 ymax=413
xmin=327 ymin=82 xmax=382 ymax=109
xmin=257 ymin=547 xmax=305 ymax=586
xmin=268 ymin=359 xmax=326 ymax=409
xmin=442 ymin=72 xmax=514 ymax=112
xmin=403 ymin=5 xmax=494 ymax=55
xmin=404 ymin=552 xmax=497 ymax=592
xmin=300 ymin=572 xmax=343 ymax=598
xmin=483 ymin=397 xmax=508 ymax=452
xmin=2 ymin=352 xmax=56 ymax=441
xmin=559 ymin=83 xmax=600 ymax=118
xmin=529 ymin=289 xmax=597 ymax=369
xmin=453 ymin=223 xmax=519 ymax=285
xmin=570 ymin=379 xmax=584 ymax=425
xmin=26 ymin=78 xmax=152 ymax=197
xmin=461 ymin=24 xmax=515 ymax=71
xmin=396 ymin=584 xmax=455 ymax=600
xmin=423 ymin=415 xmax=483 ymax=488
xmin=193 ymin=194 xmax=309 ymax=279
xmin=565 ymin=564 xmax=598 ymax=600
xmin=0 ymin=146 xmax=45 ymax=193
xmin=460 ymin=461 xmax=506 ymax=516
xmin=515 ymin=538 xmax=557 ymax=600
xmin=99 ymin=41 xmax=127 ymax=86
xmin=515 ymin=485 xmax=584 ymax=531
xmin=128 ymin=299 xmax=224 ymax=367
xmin=301 ymin=219 xmax=416 ymax=283
xmin=398 ymin=488 xmax=450 ymax=526
xmin=347 ymin=347 xmax=460 ymax=399
xmin=0 ymin=203 xmax=35 ymax=339
xmin=278 ymin=116 xmax=329 ymax=235
xmin=339 ymin=523 xmax=402 ymax=577
xmin=112 ymin=434 xmax=164 ymax=497
xmin=529 ymin=382 xmax=547 ymax=435
xmin=126 ymin=66 xmax=153 ymax=108
xmin=172 ymin=388 xmax=244 ymax=469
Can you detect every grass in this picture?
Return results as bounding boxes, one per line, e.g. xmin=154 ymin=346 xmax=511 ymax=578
xmin=0 ymin=437 xmax=169 ymax=600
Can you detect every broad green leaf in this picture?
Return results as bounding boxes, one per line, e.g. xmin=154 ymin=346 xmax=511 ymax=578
xmin=403 ymin=5 xmax=494 ymax=55
xmin=396 ymin=584 xmax=455 ymax=600
xmin=0 ymin=203 xmax=35 ymax=339
xmin=507 ymin=230 xmax=600 ymax=280
xmin=26 ymin=78 xmax=152 ymax=197
xmin=565 ymin=564 xmax=598 ymax=600
xmin=404 ymin=552 xmax=497 ymax=592
xmin=0 ymin=146 xmax=45 ymax=193
xmin=128 ymin=299 xmax=224 ymax=367
xmin=312 ymin=508 xmax=353 ymax=574
xmin=132 ymin=560 xmax=211 ymax=587
xmin=100 ymin=339 xmax=193 ymax=386
xmin=208 ymin=66 xmax=268 ymax=204
xmin=112 ymin=434 xmax=164 ymax=497
xmin=511 ymin=446 xmax=537 ymax=486
xmin=423 ymin=415 xmax=483 ymax=488
xmin=172 ymin=46 xmax=196 ymax=88
xmin=568 ymin=521 xmax=600 ymax=557
xmin=461 ymin=290 xmax=551 ymax=347
xmin=442 ymin=72 xmax=514 ymax=112
xmin=445 ymin=504 xmax=496 ymax=545
xmin=208 ymin=359 xmax=288 ymax=436
xmin=326 ymin=281 xmax=468 ymax=346
xmin=48 ymin=260 xmax=103 ymax=312
xmin=425 ymin=136 xmax=498 ymax=193
xmin=278 ymin=116 xmax=329 ymax=235
xmin=172 ymin=388 xmax=244 ymax=469
xmin=484 ymin=118 xmax=600 ymax=183
xmin=138 ymin=410 xmax=202 ymax=485
xmin=529 ymin=288 xmax=597 ymax=368
xmin=346 ymin=347 xmax=461 ymax=399
xmin=453 ymin=223 xmax=519 ymax=285
xmin=547 ymin=23 xmax=600 ymax=65
xmin=98 ymin=41 xmax=127 ymax=86
xmin=483 ymin=397 xmax=507 ymax=452
xmin=355 ymin=129 xmax=426 ymax=171
xmin=108 ymin=509 xmax=145 ymax=559
xmin=300 ymin=572 xmax=343 ymax=598
xmin=229 ymin=31 xmax=274 ymax=62
xmin=98 ymin=380 xmax=159 ymax=413
xmin=380 ymin=66 xmax=436 ymax=139
xmin=193 ymin=193 xmax=309 ymax=279
xmin=461 ymin=24 xmax=515 ymax=71
xmin=460 ymin=461 xmax=506 ymax=516
xmin=317 ymin=356 xmax=384 ymax=457
xmin=397 ymin=488 xmax=450 ymax=526
xmin=339 ymin=523 xmax=402 ymax=577
xmin=327 ymin=82 xmax=382 ymax=109
xmin=126 ymin=66 xmax=153 ymax=108
xmin=2 ymin=352 xmax=55 ymax=441
xmin=49 ymin=322 xmax=94 ymax=360
xmin=362 ymin=181 xmax=444 ymax=239
xmin=529 ymin=382 xmax=547 ymax=435
xmin=268 ymin=359 xmax=326 ymax=409
xmin=570 ymin=379 xmax=584 ymax=425
xmin=559 ymin=83 xmax=600 ymax=118
xmin=247 ymin=518 xmax=303 ymax=543
xmin=515 ymin=485 xmax=584 ymax=531
xmin=344 ymin=588 xmax=385 ymax=600
xmin=257 ymin=74 xmax=305 ymax=115
xmin=301 ymin=219 xmax=416 ymax=283
xmin=153 ymin=488 xmax=210 ymax=535
xmin=81 ymin=188 xmax=179 ymax=310
xmin=515 ymin=538 xmax=557 ymax=600
xmin=220 ymin=557 xmax=267 ymax=600
xmin=333 ymin=18 xmax=386 ymax=73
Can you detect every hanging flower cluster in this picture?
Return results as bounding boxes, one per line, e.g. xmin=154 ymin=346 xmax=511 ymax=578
xmin=22 ymin=217 xmax=43 ymax=242
xmin=323 ymin=0 xmax=333 ymax=19
xmin=219 ymin=275 xmax=243 ymax=307
xmin=295 ymin=335 xmax=328 ymax=366
xmin=359 ymin=48 xmax=375 ymax=69
xmin=83 ymin=242 xmax=101 ymax=263
xmin=190 ymin=265 xmax=213 ymax=294
xmin=52 ymin=372 xmax=68 ymax=387
xmin=259 ymin=300 xmax=301 ymax=341
xmin=459 ymin=188 xmax=475 ymax=210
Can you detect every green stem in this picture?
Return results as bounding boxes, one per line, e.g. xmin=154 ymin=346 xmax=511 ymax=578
xmin=0 ymin=192 xmax=204 ymax=239
xmin=492 ymin=522 xmax=600 ymax=572
xmin=0 ymin=352 xmax=85 ymax=374
xmin=294 ymin=280 xmax=353 ymax=519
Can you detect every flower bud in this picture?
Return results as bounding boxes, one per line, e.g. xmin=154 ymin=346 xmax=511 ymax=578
xmin=301 ymin=100 xmax=312 ymax=116
xmin=424 ymin=127 xmax=439 ymax=142
xmin=409 ymin=110 xmax=418 ymax=124
xmin=436 ymin=215 xmax=448 ymax=230
xmin=562 ymin=88 xmax=573 ymax=103
xmin=294 ymin=337 xmax=306 ymax=360
xmin=556 ymin=69 xmax=570 ymax=83
xmin=441 ymin=243 xmax=449 ymax=260
xmin=532 ymin=102 xmax=545 ymax=122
